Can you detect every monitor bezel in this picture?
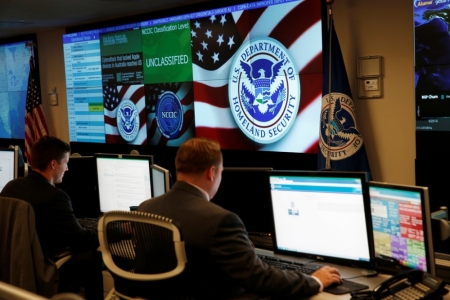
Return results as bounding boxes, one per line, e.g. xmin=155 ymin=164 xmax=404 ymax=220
xmin=94 ymin=153 xmax=153 ymax=213
xmin=0 ymin=147 xmax=17 ymax=189
xmin=150 ymin=164 xmax=171 ymax=197
xmin=268 ymin=170 xmax=375 ymax=269
xmin=368 ymin=181 xmax=435 ymax=276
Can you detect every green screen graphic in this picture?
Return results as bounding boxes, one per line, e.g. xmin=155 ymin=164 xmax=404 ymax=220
xmin=142 ymin=21 xmax=192 ymax=84
xmin=100 ymin=30 xmax=144 ymax=85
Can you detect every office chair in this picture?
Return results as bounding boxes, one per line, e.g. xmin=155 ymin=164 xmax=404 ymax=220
xmin=0 ymin=281 xmax=85 ymax=300
xmin=0 ymin=197 xmax=72 ymax=298
xmin=97 ymin=210 xmax=187 ymax=299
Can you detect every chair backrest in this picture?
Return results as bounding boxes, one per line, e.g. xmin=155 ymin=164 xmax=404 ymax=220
xmin=0 ymin=197 xmax=58 ymax=297
xmin=0 ymin=281 xmax=85 ymax=300
xmin=97 ymin=210 xmax=187 ymax=299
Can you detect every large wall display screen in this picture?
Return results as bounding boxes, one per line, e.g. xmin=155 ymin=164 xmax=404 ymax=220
xmin=0 ymin=39 xmax=34 ymax=139
xmin=415 ymin=1 xmax=450 ymax=131
xmin=63 ymin=0 xmax=323 ymax=153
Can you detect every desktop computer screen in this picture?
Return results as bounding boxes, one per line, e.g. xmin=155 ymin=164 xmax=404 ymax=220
xmin=56 ymin=155 xmax=100 ymax=218
xmin=0 ymin=147 xmax=17 ymax=191
xmin=95 ymin=153 xmax=152 ymax=212
xmin=368 ymin=181 xmax=435 ymax=275
xmin=211 ymin=167 xmax=274 ymax=236
xmin=150 ymin=164 xmax=171 ymax=198
xmin=268 ymin=170 xmax=374 ymax=269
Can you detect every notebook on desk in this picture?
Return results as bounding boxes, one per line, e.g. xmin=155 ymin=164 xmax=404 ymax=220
xmin=265 ymin=170 xmax=375 ymax=294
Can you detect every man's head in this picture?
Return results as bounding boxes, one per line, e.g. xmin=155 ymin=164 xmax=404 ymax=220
xmin=175 ymin=138 xmax=223 ymax=199
xmin=31 ymin=136 xmax=71 ymax=184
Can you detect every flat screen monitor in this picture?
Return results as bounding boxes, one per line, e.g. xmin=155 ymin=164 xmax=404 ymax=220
xmin=56 ymin=155 xmax=100 ymax=218
xmin=0 ymin=34 xmax=38 ymax=140
xmin=0 ymin=147 xmax=17 ymax=191
xmin=95 ymin=153 xmax=152 ymax=212
xmin=63 ymin=0 xmax=324 ymax=154
xmin=368 ymin=181 xmax=435 ymax=275
xmin=150 ymin=164 xmax=170 ymax=198
xmin=268 ymin=170 xmax=374 ymax=269
xmin=211 ymin=167 xmax=273 ymax=236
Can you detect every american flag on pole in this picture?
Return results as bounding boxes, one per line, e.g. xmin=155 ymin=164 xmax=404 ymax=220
xmin=103 ymin=84 xmax=147 ymax=145
xmin=191 ymin=0 xmax=322 ymax=153
xmin=25 ymin=56 xmax=48 ymax=163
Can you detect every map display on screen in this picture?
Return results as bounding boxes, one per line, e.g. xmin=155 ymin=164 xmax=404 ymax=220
xmin=0 ymin=41 xmax=30 ymax=139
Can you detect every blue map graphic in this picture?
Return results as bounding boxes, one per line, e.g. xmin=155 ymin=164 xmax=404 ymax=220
xmin=0 ymin=42 xmax=29 ymax=139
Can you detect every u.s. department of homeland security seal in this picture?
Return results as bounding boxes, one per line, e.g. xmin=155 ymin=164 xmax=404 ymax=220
xmin=228 ymin=37 xmax=300 ymax=144
xmin=319 ymin=93 xmax=363 ymax=160
xmin=155 ymin=91 xmax=183 ymax=139
xmin=117 ymin=99 xmax=140 ymax=142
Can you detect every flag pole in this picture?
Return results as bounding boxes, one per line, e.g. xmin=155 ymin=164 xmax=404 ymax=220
xmin=325 ymin=0 xmax=334 ymax=170
xmin=24 ymin=41 xmax=36 ymax=58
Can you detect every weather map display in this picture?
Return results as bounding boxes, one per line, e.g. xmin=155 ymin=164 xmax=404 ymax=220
xmin=0 ymin=41 xmax=30 ymax=139
xmin=415 ymin=0 xmax=450 ymax=131
xmin=63 ymin=0 xmax=324 ymax=153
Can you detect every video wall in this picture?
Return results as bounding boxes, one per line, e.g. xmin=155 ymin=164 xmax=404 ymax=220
xmin=414 ymin=1 xmax=450 ymax=131
xmin=0 ymin=35 xmax=36 ymax=139
xmin=63 ymin=0 xmax=324 ymax=153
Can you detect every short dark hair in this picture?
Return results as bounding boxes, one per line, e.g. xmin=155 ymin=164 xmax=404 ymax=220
xmin=175 ymin=138 xmax=222 ymax=175
xmin=30 ymin=136 xmax=71 ymax=170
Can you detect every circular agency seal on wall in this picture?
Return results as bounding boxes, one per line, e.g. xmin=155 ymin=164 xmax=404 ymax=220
xmin=228 ymin=37 xmax=300 ymax=144
xmin=117 ymin=99 xmax=140 ymax=142
xmin=155 ymin=91 xmax=183 ymax=139
xmin=319 ymin=92 xmax=364 ymax=160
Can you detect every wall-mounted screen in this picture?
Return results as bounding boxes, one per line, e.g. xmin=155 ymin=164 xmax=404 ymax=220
xmin=63 ymin=0 xmax=323 ymax=153
xmin=414 ymin=2 xmax=450 ymax=131
xmin=0 ymin=34 xmax=37 ymax=139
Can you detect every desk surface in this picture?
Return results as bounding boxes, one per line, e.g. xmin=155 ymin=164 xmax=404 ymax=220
xmin=255 ymin=248 xmax=450 ymax=300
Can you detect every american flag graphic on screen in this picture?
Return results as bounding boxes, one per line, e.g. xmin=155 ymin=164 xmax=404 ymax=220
xmin=145 ymin=82 xmax=195 ymax=146
xmin=191 ymin=0 xmax=322 ymax=153
xmin=103 ymin=84 xmax=147 ymax=145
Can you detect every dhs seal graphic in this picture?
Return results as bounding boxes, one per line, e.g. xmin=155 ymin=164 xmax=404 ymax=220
xmin=117 ymin=99 xmax=140 ymax=142
xmin=319 ymin=93 xmax=363 ymax=160
xmin=228 ymin=37 xmax=300 ymax=144
xmin=155 ymin=91 xmax=183 ymax=139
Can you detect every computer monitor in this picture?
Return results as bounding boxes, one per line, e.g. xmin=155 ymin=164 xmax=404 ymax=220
xmin=211 ymin=167 xmax=274 ymax=236
xmin=0 ymin=147 xmax=17 ymax=191
xmin=56 ymin=155 xmax=100 ymax=218
xmin=95 ymin=153 xmax=152 ymax=212
xmin=150 ymin=164 xmax=170 ymax=198
xmin=368 ymin=181 xmax=435 ymax=275
xmin=120 ymin=154 xmax=154 ymax=165
xmin=268 ymin=170 xmax=374 ymax=269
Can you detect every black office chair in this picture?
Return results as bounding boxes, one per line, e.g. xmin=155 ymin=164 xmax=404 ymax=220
xmin=97 ymin=210 xmax=187 ymax=299
xmin=0 ymin=197 xmax=72 ymax=298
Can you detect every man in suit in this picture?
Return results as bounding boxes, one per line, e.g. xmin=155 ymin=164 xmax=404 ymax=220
xmin=0 ymin=136 xmax=102 ymax=299
xmin=138 ymin=137 xmax=342 ymax=299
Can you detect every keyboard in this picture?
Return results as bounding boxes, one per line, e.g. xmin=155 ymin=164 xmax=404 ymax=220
xmin=258 ymin=255 xmax=322 ymax=274
xmin=77 ymin=218 xmax=98 ymax=230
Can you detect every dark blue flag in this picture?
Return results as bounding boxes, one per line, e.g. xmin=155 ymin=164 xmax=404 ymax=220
xmin=318 ymin=16 xmax=371 ymax=176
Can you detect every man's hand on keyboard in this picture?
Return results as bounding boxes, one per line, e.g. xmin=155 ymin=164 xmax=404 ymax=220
xmin=312 ymin=266 xmax=342 ymax=288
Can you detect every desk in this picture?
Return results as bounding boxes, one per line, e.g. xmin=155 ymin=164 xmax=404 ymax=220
xmin=255 ymin=248 xmax=450 ymax=300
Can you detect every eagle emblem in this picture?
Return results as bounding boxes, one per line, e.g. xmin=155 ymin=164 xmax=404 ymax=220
xmin=239 ymin=59 xmax=287 ymax=120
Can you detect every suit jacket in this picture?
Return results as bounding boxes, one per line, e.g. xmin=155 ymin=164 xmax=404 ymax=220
xmin=0 ymin=197 xmax=57 ymax=297
xmin=138 ymin=181 xmax=321 ymax=299
xmin=0 ymin=171 xmax=99 ymax=257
